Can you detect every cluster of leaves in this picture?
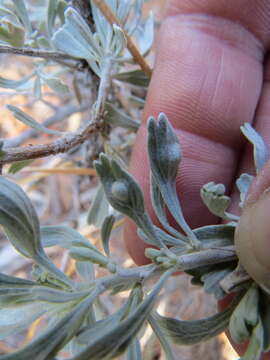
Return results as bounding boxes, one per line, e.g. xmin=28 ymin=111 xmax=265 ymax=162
xmin=0 ymin=0 xmax=151 ymax=131
xmin=0 ymin=1 xmax=270 ymax=359
xmin=0 ymin=113 xmax=269 ymax=359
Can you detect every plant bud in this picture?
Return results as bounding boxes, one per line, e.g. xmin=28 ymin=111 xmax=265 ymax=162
xmin=111 ymin=180 xmax=129 ymax=202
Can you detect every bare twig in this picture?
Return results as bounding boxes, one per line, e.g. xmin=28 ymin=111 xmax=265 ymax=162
xmin=0 ymin=122 xmax=101 ymax=165
xmin=0 ymin=45 xmax=84 ymax=70
xmin=2 ymin=104 xmax=90 ymax=149
xmin=92 ymin=0 xmax=152 ymax=78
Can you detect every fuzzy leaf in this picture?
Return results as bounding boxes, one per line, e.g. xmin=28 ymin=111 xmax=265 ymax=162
xmin=138 ymin=226 xmax=186 ymax=248
xmin=101 ymin=214 xmax=115 ymax=256
xmin=150 ymin=175 xmax=186 ymax=242
xmin=42 ymin=76 xmax=69 ymax=95
xmin=0 ymin=19 xmax=25 ymax=47
xmin=0 ymin=291 xmax=98 ymax=360
xmin=8 ymin=159 xmax=34 ymax=174
xmin=95 ymin=154 xmax=162 ymax=247
xmin=194 ymin=224 xmax=235 ymax=248
xmin=242 ymin=317 xmax=264 ymax=360
xmin=0 ymin=73 xmax=34 ymax=89
xmin=69 ymin=270 xmax=171 ymax=360
xmin=236 ymin=173 xmax=254 ymax=208
xmin=104 ymin=102 xmax=140 ymax=131
xmin=70 ymin=247 xmax=108 ymax=267
xmin=47 ymin=0 xmax=58 ymax=37
xmin=148 ymin=314 xmax=176 ymax=360
xmin=241 ymin=123 xmax=268 ymax=173
xmin=30 ymin=286 xmax=87 ymax=303
xmin=0 ymin=273 xmax=40 ymax=306
xmin=147 ymin=114 xmax=198 ymax=247
xmin=33 ymin=75 xmax=42 ymax=99
xmin=52 ymin=7 xmax=99 ymax=71
xmin=7 ymin=105 xmax=63 ymax=135
xmin=75 ymin=261 xmax=95 ymax=283
xmin=153 ymin=293 xmax=242 ymax=345
xmin=11 ymin=0 xmax=32 ymax=35
xmin=40 ymin=225 xmax=95 ymax=250
xmin=219 ymin=263 xmax=251 ymax=294
xmin=94 ymin=154 xmax=145 ymax=220
xmin=87 ymin=184 xmax=110 ymax=228
xmin=126 ymin=338 xmax=142 ymax=360
xmin=229 ymin=285 xmax=259 ymax=344
xmin=0 ymin=176 xmax=41 ymax=259
xmin=200 ymin=182 xmax=231 ymax=219
xmin=201 ymin=268 xmax=233 ymax=300
xmin=114 ymin=69 xmax=150 ymax=87
xmin=0 ymin=302 xmax=47 ymax=340
xmin=72 ymin=286 xmax=141 ymax=353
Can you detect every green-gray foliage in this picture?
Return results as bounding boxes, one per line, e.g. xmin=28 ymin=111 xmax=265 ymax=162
xmin=0 ymin=1 xmax=269 ymax=359
xmin=0 ymin=113 xmax=269 ymax=358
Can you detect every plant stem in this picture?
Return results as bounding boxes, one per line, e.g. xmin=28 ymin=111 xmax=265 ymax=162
xmin=177 ymin=246 xmax=237 ymax=271
xmin=93 ymin=56 xmax=113 ymax=119
xmin=91 ymin=246 xmax=237 ymax=292
xmin=0 ymin=45 xmax=83 ymax=67
xmin=0 ymin=121 xmax=100 ymax=164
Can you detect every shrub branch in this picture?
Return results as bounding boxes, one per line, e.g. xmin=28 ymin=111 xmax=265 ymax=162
xmin=0 ymin=121 xmax=101 ymax=164
xmin=0 ymin=45 xmax=84 ymax=70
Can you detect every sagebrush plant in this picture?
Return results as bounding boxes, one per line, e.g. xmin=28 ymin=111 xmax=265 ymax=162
xmin=0 ymin=1 xmax=269 ymax=360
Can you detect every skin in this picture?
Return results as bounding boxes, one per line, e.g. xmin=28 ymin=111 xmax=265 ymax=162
xmin=124 ymin=0 xmax=270 ymax=357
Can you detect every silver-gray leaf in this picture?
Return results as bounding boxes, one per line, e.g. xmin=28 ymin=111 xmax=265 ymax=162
xmin=0 ymin=291 xmax=99 ymax=360
xmin=0 ymin=73 xmax=34 ymax=89
xmin=153 ymin=292 xmax=242 ymax=345
xmin=0 ymin=176 xmax=41 ymax=259
xmin=147 ymin=114 xmax=198 ymax=247
xmin=101 ymin=214 xmax=115 ymax=256
xmin=229 ymin=284 xmax=259 ymax=344
xmin=11 ymin=0 xmax=32 ymax=35
xmin=148 ymin=313 xmax=176 ymax=360
xmin=41 ymin=225 xmax=92 ymax=250
xmin=113 ymin=69 xmax=150 ymax=87
xmin=7 ymin=105 xmax=63 ymax=135
xmin=87 ymin=184 xmax=110 ymax=228
xmin=126 ymin=338 xmax=142 ymax=360
xmin=104 ymin=102 xmax=140 ymax=131
xmin=241 ymin=317 xmax=264 ymax=360
xmin=241 ymin=123 xmax=268 ymax=174
xmin=69 ymin=270 xmax=171 ymax=360
xmin=94 ymin=154 xmax=145 ymax=221
xmin=150 ymin=175 xmax=186 ymax=242
xmin=236 ymin=173 xmax=254 ymax=208
xmin=200 ymin=182 xmax=233 ymax=220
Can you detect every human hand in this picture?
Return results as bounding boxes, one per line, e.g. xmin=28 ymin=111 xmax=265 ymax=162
xmin=124 ymin=0 xmax=270 ymax=357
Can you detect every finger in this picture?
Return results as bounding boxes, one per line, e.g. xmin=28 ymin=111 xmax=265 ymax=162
xmin=217 ymin=55 xmax=270 ymax=357
xmin=124 ymin=0 xmax=270 ymax=265
xmin=229 ymin=56 xmax=270 ymax=213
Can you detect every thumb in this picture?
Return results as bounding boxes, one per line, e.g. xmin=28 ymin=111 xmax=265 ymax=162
xmin=235 ymin=160 xmax=270 ymax=294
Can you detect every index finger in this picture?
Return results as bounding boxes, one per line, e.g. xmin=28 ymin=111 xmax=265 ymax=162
xmin=124 ymin=0 xmax=270 ymax=264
